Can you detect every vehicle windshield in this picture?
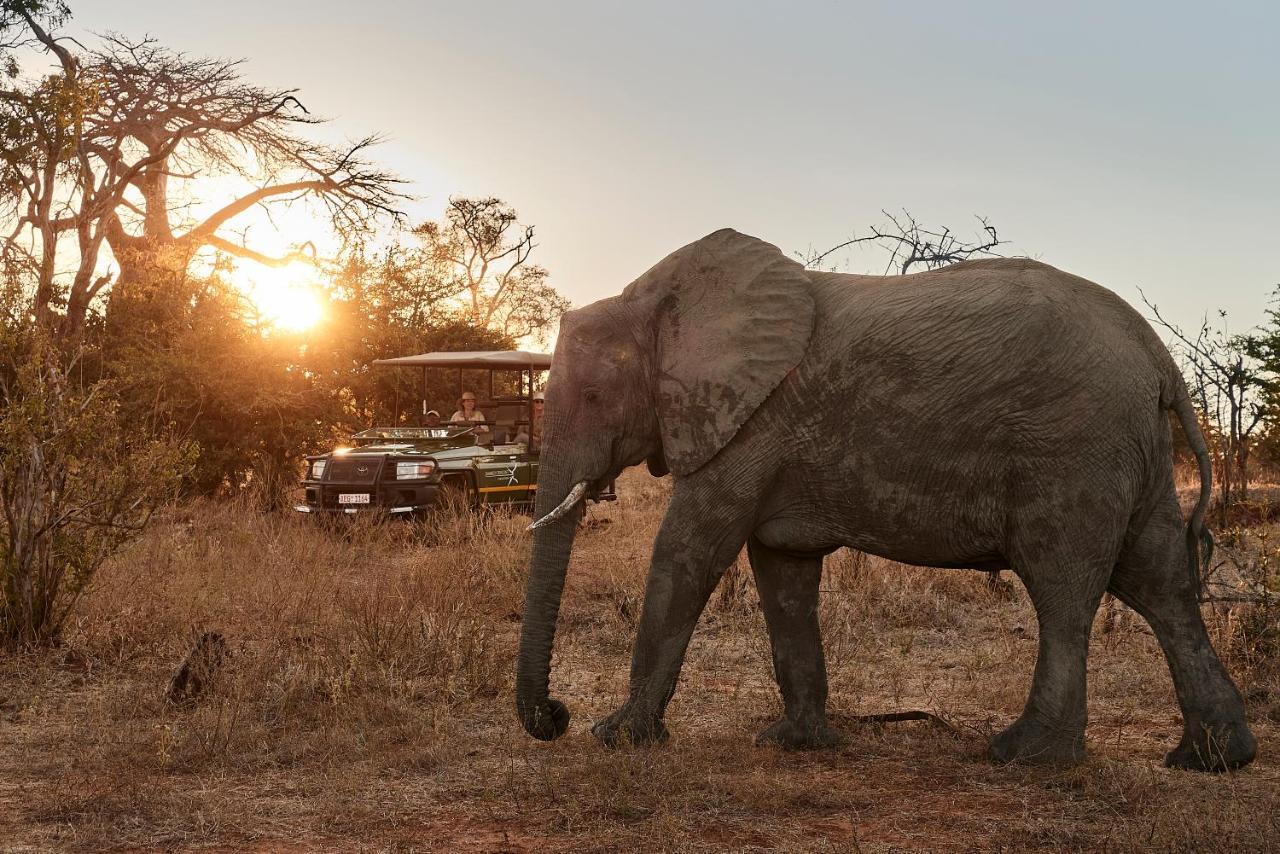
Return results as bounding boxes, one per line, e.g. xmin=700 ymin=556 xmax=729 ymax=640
xmin=352 ymin=426 xmax=474 ymax=442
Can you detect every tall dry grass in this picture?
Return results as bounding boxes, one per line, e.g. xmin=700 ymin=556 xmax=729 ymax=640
xmin=63 ymin=497 xmax=534 ymax=774
xmin=0 ymin=466 xmax=1277 ymax=851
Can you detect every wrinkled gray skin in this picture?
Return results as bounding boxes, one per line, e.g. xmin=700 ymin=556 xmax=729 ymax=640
xmin=516 ymin=229 xmax=1257 ymax=771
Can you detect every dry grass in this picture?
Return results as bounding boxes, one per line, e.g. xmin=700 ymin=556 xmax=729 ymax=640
xmin=1 ymin=469 xmax=1278 ymax=852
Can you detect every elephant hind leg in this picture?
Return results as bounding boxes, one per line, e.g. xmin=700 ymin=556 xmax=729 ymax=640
xmin=748 ymin=538 xmax=840 ymax=750
xmin=1109 ymin=494 xmax=1256 ymax=771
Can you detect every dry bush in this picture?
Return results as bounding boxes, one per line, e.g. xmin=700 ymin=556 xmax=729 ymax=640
xmin=1199 ymin=524 xmax=1280 ymax=738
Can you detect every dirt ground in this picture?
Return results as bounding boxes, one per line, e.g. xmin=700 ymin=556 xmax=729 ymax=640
xmin=2 ymin=469 xmax=1278 ymax=852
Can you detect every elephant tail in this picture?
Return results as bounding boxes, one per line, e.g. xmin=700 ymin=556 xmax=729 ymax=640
xmin=1170 ymin=387 xmax=1213 ymax=599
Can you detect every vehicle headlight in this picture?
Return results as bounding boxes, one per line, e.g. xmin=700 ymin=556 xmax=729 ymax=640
xmin=310 ymin=459 xmax=327 ymax=479
xmin=395 ymin=460 xmax=436 ymax=480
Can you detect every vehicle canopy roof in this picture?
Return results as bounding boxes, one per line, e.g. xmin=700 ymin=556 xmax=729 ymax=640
xmin=372 ymin=350 xmax=552 ymax=370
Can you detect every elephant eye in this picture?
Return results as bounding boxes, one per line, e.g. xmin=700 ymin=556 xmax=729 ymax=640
xmin=583 ymin=387 xmax=601 ymax=404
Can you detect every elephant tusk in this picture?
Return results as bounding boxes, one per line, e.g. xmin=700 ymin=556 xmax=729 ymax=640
xmin=527 ymin=481 xmax=590 ymax=531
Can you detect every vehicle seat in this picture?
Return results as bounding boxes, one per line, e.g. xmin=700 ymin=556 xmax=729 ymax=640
xmin=489 ymin=401 xmax=528 ymax=444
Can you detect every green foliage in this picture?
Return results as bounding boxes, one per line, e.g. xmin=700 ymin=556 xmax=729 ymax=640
xmin=0 ymin=2 xmax=571 ymax=646
xmin=1240 ymin=287 xmax=1280 ymax=471
xmin=106 ymin=274 xmax=332 ymax=502
xmin=99 ymin=266 xmax=519 ymax=505
xmin=0 ymin=327 xmax=194 ymax=645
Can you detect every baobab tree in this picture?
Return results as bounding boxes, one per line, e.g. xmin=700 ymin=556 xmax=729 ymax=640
xmin=0 ymin=0 xmax=405 ymax=640
xmin=0 ymin=5 xmax=407 ymax=339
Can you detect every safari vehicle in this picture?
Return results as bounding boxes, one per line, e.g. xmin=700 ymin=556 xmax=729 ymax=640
xmin=295 ymin=350 xmax=616 ymax=515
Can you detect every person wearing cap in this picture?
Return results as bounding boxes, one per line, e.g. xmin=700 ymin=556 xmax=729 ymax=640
xmin=449 ymin=391 xmax=490 ymax=436
xmin=421 ymin=410 xmax=442 ymax=428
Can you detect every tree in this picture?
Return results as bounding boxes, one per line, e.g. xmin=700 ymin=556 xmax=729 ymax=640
xmin=414 ymin=197 xmax=570 ymax=342
xmin=0 ymin=6 xmax=407 ymax=339
xmin=0 ymin=1 xmax=119 ymax=339
xmin=803 ymin=210 xmax=1005 ymax=274
xmin=1144 ymin=296 xmax=1267 ymax=517
xmin=87 ymin=36 xmax=406 ymax=287
xmin=1239 ymin=285 xmax=1280 ymax=478
xmin=0 ymin=5 xmax=194 ymax=643
xmin=307 ymin=247 xmax=517 ymax=429
xmin=0 ymin=5 xmax=573 ymax=518
xmin=0 ymin=323 xmax=192 ymax=645
xmin=107 ymin=270 xmax=334 ymax=501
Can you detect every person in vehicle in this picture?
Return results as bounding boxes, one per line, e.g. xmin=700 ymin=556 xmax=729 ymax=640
xmin=422 ymin=410 xmax=442 ymax=427
xmin=529 ymin=391 xmax=545 ymax=451
xmin=450 ymin=391 xmax=490 ymax=437
xmin=514 ymin=391 xmax=545 ymax=451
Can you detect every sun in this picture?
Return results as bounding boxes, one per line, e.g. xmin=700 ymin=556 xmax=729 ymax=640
xmin=236 ymin=261 xmax=326 ymax=332
xmin=180 ymin=174 xmax=331 ymax=332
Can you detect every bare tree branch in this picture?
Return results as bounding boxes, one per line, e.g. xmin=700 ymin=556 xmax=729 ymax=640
xmin=803 ymin=210 xmax=1006 ymax=275
xmin=1142 ymin=292 xmax=1267 ymax=516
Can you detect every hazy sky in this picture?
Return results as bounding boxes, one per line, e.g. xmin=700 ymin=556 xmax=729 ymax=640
xmin=75 ymin=1 xmax=1278 ymax=335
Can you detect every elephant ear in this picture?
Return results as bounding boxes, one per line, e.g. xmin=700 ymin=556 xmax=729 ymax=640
xmin=621 ymin=228 xmax=815 ymax=476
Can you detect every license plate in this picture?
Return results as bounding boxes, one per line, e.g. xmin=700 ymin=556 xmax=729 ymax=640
xmin=338 ymin=493 xmax=370 ymax=505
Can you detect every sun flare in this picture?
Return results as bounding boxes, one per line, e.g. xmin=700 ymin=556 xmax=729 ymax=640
xmin=237 ymin=262 xmax=326 ymax=332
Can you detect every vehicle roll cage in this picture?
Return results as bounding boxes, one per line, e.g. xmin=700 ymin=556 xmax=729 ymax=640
xmin=371 ymin=350 xmax=552 ymax=439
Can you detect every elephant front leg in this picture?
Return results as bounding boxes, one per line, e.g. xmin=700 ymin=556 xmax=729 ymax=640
xmin=592 ymin=494 xmax=752 ymax=748
xmin=748 ymin=538 xmax=840 ymax=750
xmin=990 ymin=551 xmax=1110 ymax=767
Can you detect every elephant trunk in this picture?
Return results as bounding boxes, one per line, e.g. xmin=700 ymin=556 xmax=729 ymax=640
xmin=515 ymin=450 xmax=583 ymax=740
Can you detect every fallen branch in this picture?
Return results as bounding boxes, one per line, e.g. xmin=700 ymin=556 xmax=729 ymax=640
xmin=832 ymin=710 xmax=959 ymax=734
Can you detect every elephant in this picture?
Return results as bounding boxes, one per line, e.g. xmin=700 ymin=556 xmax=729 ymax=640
xmin=515 ymin=228 xmax=1257 ymax=771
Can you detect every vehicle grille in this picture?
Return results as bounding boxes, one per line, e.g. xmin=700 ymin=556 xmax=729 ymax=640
xmin=326 ymin=459 xmax=381 ymax=483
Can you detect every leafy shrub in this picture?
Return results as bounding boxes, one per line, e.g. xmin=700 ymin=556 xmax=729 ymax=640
xmin=0 ymin=330 xmax=193 ymax=645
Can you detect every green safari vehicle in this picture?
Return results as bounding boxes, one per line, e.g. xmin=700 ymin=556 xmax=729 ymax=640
xmin=294 ymin=350 xmax=615 ymax=516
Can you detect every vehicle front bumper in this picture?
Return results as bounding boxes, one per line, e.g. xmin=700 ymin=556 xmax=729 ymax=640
xmin=293 ymin=504 xmax=430 ymax=515
xmin=294 ymin=480 xmax=440 ymax=514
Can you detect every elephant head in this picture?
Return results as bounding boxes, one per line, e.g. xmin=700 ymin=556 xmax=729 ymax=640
xmin=515 ymin=228 xmax=815 ymax=740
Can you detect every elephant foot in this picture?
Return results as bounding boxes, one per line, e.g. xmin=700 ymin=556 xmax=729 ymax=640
xmin=1165 ymin=719 xmax=1257 ymax=772
xmin=591 ymin=707 xmax=669 ymax=749
xmin=989 ymin=715 xmax=1085 ymax=767
xmin=756 ymin=716 xmax=842 ymax=751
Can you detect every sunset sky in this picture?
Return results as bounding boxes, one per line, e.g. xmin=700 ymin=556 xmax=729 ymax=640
xmin=77 ymin=1 xmax=1278 ymax=336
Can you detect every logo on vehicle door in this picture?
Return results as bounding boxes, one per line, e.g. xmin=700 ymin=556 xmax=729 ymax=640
xmin=485 ymin=463 xmax=520 ymax=485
